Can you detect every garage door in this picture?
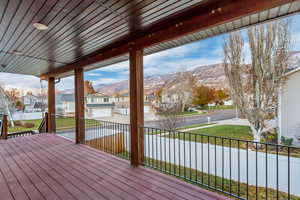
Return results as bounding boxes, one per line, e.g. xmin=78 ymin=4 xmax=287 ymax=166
xmin=91 ymin=108 xmax=112 ymax=118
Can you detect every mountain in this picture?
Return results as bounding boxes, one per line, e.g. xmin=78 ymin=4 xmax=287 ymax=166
xmin=95 ymin=63 xmax=226 ymax=95
xmin=93 ymin=51 xmax=300 ymax=96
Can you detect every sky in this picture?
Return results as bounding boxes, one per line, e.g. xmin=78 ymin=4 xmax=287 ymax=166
xmin=1 ymin=14 xmax=300 ymax=93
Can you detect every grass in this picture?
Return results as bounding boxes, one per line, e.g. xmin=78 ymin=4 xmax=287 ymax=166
xmin=177 ymin=123 xmax=217 ymax=130
xmin=56 ymin=117 xmax=98 ymax=131
xmin=166 ymin=125 xmax=253 ymax=150
xmin=8 ymin=119 xmax=42 ymax=133
xmin=8 ymin=117 xmax=98 ymax=133
xmin=201 ymin=105 xmax=235 ymax=110
xmin=166 ymin=125 xmax=300 ymax=157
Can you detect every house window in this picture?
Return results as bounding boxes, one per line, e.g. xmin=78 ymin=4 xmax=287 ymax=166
xmin=104 ymin=97 xmax=109 ymax=102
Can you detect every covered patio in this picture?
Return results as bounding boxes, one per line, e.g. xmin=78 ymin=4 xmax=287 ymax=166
xmin=0 ymin=134 xmax=227 ymax=200
xmin=1 ymin=0 xmax=300 ymax=199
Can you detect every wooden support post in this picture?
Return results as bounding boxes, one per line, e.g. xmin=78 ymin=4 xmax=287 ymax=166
xmin=129 ymin=48 xmax=144 ymax=166
xmin=75 ymin=68 xmax=85 ymax=144
xmin=48 ymin=77 xmax=56 ymax=133
xmin=1 ymin=115 xmax=8 ymax=139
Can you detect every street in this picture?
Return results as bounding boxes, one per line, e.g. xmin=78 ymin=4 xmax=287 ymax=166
xmin=145 ymin=109 xmax=236 ymax=128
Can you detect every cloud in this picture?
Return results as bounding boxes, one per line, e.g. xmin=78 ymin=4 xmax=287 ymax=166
xmin=55 ymin=76 xmax=75 ymax=91
xmin=95 ymin=61 xmax=129 ymax=72
xmin=86 ymin=72 xmax=102 ymax=77
xmin=92 ymin=78 xmax=126 ymax=85
xmin=0 ymin=73 xmax=42 ymax=91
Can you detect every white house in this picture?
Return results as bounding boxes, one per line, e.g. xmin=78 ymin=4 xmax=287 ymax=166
xmin=278 ymin=68 xmax=300 ymax=146
xmin=23 ymin=94 xmax=45 ymax=112
xmin=60 ymin=94 xmax=75 ymax=114
xmin=85 ymin=93 xmax=114 ymax=118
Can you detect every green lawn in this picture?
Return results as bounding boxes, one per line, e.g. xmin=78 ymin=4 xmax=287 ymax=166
xmin=177 ymin=123 xmax=217 ymax=130
xmin=166 ymin=125 xmax=253 ymax=149
xmin=190 ymin=125 xmax=253 ymax=140
xmin=8 ymin=117 xmax=98 ymax=133
xmin=8 ymin=119 xmax=42 ymax=133
xmin=56 ymin=117 xmax=98 ymax=131
xmin=200 ymin=105 xmax=235 ymax=110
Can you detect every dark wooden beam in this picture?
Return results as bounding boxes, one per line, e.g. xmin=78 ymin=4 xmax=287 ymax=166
xmin=129 ymin=48 xmax=144 ymax=166
xmin=42 ymin=0 xmax=293 ymax=78
xmin=75 ymin=67 xmax=85 ymax=144
xmin=0 ymin=115 xmax=8 ymax=139
xmin=48 ymin=77 xmax=56 ymax=133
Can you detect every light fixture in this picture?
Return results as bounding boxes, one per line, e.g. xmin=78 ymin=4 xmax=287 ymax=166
xmin=33 ymin=22 xmax=48 ymax=30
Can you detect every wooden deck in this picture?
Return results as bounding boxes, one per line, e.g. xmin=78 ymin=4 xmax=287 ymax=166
xmin=0 ymin=134 xmax=229 ymax=200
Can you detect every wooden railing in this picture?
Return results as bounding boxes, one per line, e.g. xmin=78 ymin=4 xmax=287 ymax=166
xmin=0 ymin=114 xmax=8 ymax=139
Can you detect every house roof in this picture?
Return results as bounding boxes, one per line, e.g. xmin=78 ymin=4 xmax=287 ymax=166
xmin=86 ymin=93 xmax=111 ymax=98
xmin=60 ymin=94 xmax=75 ymax=102
xmin=0 ymin=0 xmax=298 ymax=78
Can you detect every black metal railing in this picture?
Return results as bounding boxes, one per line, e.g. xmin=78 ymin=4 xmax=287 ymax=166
xmin=53 ymin=114 xmax=76 ymax=139
xmin=83 ymin=119 xmax=130 ymax=160
xmin=7 ymin=130 xmax=37 ymax=138
xmin=65 ymin=118 xmax=300 ymax=200
xmin=142 ymin=126 xmax=300 ymax=200
xmin=38 ymin=112 xmax=48 ymax=133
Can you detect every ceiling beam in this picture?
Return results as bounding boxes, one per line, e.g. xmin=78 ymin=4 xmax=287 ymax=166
xmin=43 ymin=0 xmax=295 ymax=78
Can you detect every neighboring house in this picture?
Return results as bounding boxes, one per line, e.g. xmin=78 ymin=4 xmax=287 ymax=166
xmin=278 ymin=68 xmax=300 ymax=146
xmin=86 ymin=93 xmax=114 ymax=118
xmin=60 ymin=94 xmax=75 ymax=114
xmin=23 ymin=94 xmax=44 ymax=112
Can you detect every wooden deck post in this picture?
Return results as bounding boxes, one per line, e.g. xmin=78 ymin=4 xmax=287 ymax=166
xmin=1 ymin=115 xmax=8 ymax=139
xmin=48 ymin=77 xmax=56 ymax=133
xmin=75 ymin=68 xmax=85 ymax=144
xmin=129 ymin=48 xmax=144 ymax=166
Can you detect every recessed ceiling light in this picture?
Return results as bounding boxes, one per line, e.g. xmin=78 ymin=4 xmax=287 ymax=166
xmin=33 ymin=22 xmax=48 ymax=30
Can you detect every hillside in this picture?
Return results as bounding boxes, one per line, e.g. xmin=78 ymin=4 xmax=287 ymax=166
xmin=94 ymin=51 xmax=300 ymax=96
xmin=95 ymin=63 xmax=226 ymax=95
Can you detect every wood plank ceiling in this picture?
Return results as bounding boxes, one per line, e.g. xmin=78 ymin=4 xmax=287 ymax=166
xmin=0 ymin=0 xmax=299 ymax=77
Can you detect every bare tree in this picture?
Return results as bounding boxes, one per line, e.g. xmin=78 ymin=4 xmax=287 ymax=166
xmin=224 ymin=20 xmax=291 ymax=142
xmin=156 ymin=102 xmax=184 ymax=131
xmin=161 ymin=70 xmax=195 ymax=112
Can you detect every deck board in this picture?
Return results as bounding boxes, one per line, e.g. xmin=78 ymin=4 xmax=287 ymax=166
xmin=0 ymin=134 xmax=229 ymax=200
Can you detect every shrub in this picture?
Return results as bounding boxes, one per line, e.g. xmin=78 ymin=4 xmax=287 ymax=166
xmin=261 ymin=129 xmax=278 ymax=144
xmin=281 ymin=136 xmax=294 ymax=146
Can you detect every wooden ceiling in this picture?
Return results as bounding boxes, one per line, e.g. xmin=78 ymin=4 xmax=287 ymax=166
xmin=0 ymin=0 xmax=299 ymax=78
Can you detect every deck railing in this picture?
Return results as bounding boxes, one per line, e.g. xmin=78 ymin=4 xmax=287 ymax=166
xmin=142 ymin=126 xmax=300 ymax=200
xmin=83 ymin=119 xmax=130 ymax=160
